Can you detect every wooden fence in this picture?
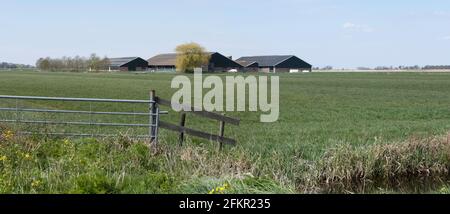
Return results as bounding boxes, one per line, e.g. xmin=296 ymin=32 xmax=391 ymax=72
xmin=149 ymin=90 xmax=240 ymax=149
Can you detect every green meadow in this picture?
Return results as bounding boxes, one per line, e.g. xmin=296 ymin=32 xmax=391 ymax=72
xmin=1 ymin=70 xmax=450 ymax=194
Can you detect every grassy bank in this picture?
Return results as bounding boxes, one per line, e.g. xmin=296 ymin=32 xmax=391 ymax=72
xmin=2 ymin=125 xmax=450 ymax=193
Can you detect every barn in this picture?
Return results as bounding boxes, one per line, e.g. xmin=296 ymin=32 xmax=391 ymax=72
xmin=235 ymin=55 xmax=312 ymax=73
xmin=148 ymin=52 xmax=243 ymax=72
xmin=108 ymin=57 xmax=149 ymax=72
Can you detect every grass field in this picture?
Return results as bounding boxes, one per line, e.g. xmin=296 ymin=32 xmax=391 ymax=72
xmin=1 ymin=70 xmax=450 ymax=194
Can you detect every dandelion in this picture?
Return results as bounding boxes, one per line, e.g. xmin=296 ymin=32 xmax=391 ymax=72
xmin=18 ymin=152 xmax=32 ymax=160
xmin=24 ymin=153 xmax=31 ymax=160
xmin=208 ymin=182 xmax=231 ymax=194
xmin=31 ymin=180 xmax=41 ymax=188
xmin=1 ymin=130 xmax=14 ymax=140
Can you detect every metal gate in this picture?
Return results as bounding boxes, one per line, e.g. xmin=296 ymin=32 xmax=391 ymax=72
xmin=0 ymin=90 xmax=239 ymax=148
xmin=0 ymin=94 xmax=157 ymax=139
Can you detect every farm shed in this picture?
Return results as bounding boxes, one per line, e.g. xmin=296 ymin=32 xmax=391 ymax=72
xmin=148 ymin=52 xmax=243 ymax=72
xmin=108 ymin=57 xmax=148 ymax=72
xmin=236 ymin=55 xmax=312 ymax=73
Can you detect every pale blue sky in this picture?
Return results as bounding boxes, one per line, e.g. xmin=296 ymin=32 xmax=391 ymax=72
xmin=1 ymin=0 xmax=449 ymax=68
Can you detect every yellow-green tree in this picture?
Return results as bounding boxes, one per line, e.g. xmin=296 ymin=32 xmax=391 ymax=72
xmin=175 ymin=42 xmax=210 ymax=73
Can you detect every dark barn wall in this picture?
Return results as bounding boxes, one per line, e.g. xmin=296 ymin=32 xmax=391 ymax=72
xmin=276 ymin=56 xmax=312 ymax=70
xmin=208 ymin=53 xmax=243 ymax=72
xmin=122 ymin=58 xmax=149 ymax=71
xmin=149 ymin=65 xmax=176 ymax=70
xmin=244 ymin=67 xmax=259 ymax=72
xmin=243 ymin=63 xmax=260 ymax=72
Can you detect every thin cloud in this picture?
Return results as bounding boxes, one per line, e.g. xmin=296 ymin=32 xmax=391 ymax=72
xmin=343 ymin=22 xmax=374 ymax=33
xmin=441 ymin=36 xmax=450 ymax=41
xmin=433 ymin=11 xmax=450 ymax=17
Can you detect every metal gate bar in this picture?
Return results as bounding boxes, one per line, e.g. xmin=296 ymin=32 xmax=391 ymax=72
xmin=0 ymin=95 xmax=151 ymax=103
xmin=0 ymin=95 xmax=156 ymax=139
xmin=0 ymin=119 xmax=149 ymax=127
xmin=0 ymin=108 xmax=152 ymax=116
xmin=18 ymin=132 xmax=151 ymax=139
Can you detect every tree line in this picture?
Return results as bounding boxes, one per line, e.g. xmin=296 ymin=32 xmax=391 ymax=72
xmin=35 ymin=54 xmax=110 ymax=72
xmin=0 ymin=62 xmax=34 ymax=69
xmin=371 ymin=65 xmax=450 ymax=70
xmin=313 ymin=65 xmax=450 ymax=70
xmin=422 ymin=65 xmax=450 ymax=70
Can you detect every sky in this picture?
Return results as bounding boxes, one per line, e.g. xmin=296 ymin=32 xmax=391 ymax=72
xmin=1 ymin=0 xmax=450 ymax=68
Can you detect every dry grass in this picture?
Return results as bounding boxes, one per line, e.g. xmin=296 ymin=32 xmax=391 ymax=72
xmin=312 ymin=134 xmax=450 ymax=193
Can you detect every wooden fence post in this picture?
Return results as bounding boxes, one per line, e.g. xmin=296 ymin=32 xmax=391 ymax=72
xmin=219 ymin=113 xmax=226 ymax=150
xmin=179 ymin=113 xmax=186 ymax=146
xmin=149 ymin=90 xmax=158 ymax=146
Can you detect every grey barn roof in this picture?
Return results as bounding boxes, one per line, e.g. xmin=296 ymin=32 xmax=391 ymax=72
xmin=236 ymin=55 xmax=308 ymax=67
xmin=148 ymin=54 xmax=178 ymax=66
xmin=235 ymin=60 xmax=258 ymax=67
xmin=108 ymin=57 xmax=140 ymax=67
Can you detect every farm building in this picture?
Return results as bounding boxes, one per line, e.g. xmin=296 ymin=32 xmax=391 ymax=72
xmin=148 ymin=52 xmax=243 ymax=72
xmin=236 ymin=55 xmax=312 ymax=73
xmin=108 ymin=57 xmax=148 ymax=71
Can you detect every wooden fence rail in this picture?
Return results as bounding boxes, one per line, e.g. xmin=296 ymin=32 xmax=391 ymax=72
xmin=149 ymin=90 xmax=240 ymax=149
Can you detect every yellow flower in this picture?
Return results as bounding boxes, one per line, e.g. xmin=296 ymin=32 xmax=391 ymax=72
xmin=2 ymin=130 xmax=14 ymax=140
xmin=0 ymin=155 xmax=7 ymax=162
xmin=24 ymin=153 xmax=31 ymax=160
xmin=208 ymin=182 xmax=231 ymax=194
xmin=31 ymin=180 xmax=41 ymax=188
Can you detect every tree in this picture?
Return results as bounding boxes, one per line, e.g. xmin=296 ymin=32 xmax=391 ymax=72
xmin=99 ymin=57 xmax=110 ymax=71
xmin=36 ymin=58 xmax=51 ymax=70
xmin=88 ymin=53 xmax=101 ymax=72
xmin=175 ymin=42 xmax=210 ymax=73
xmin=73 ymin=55 xmax=87 ymax=72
